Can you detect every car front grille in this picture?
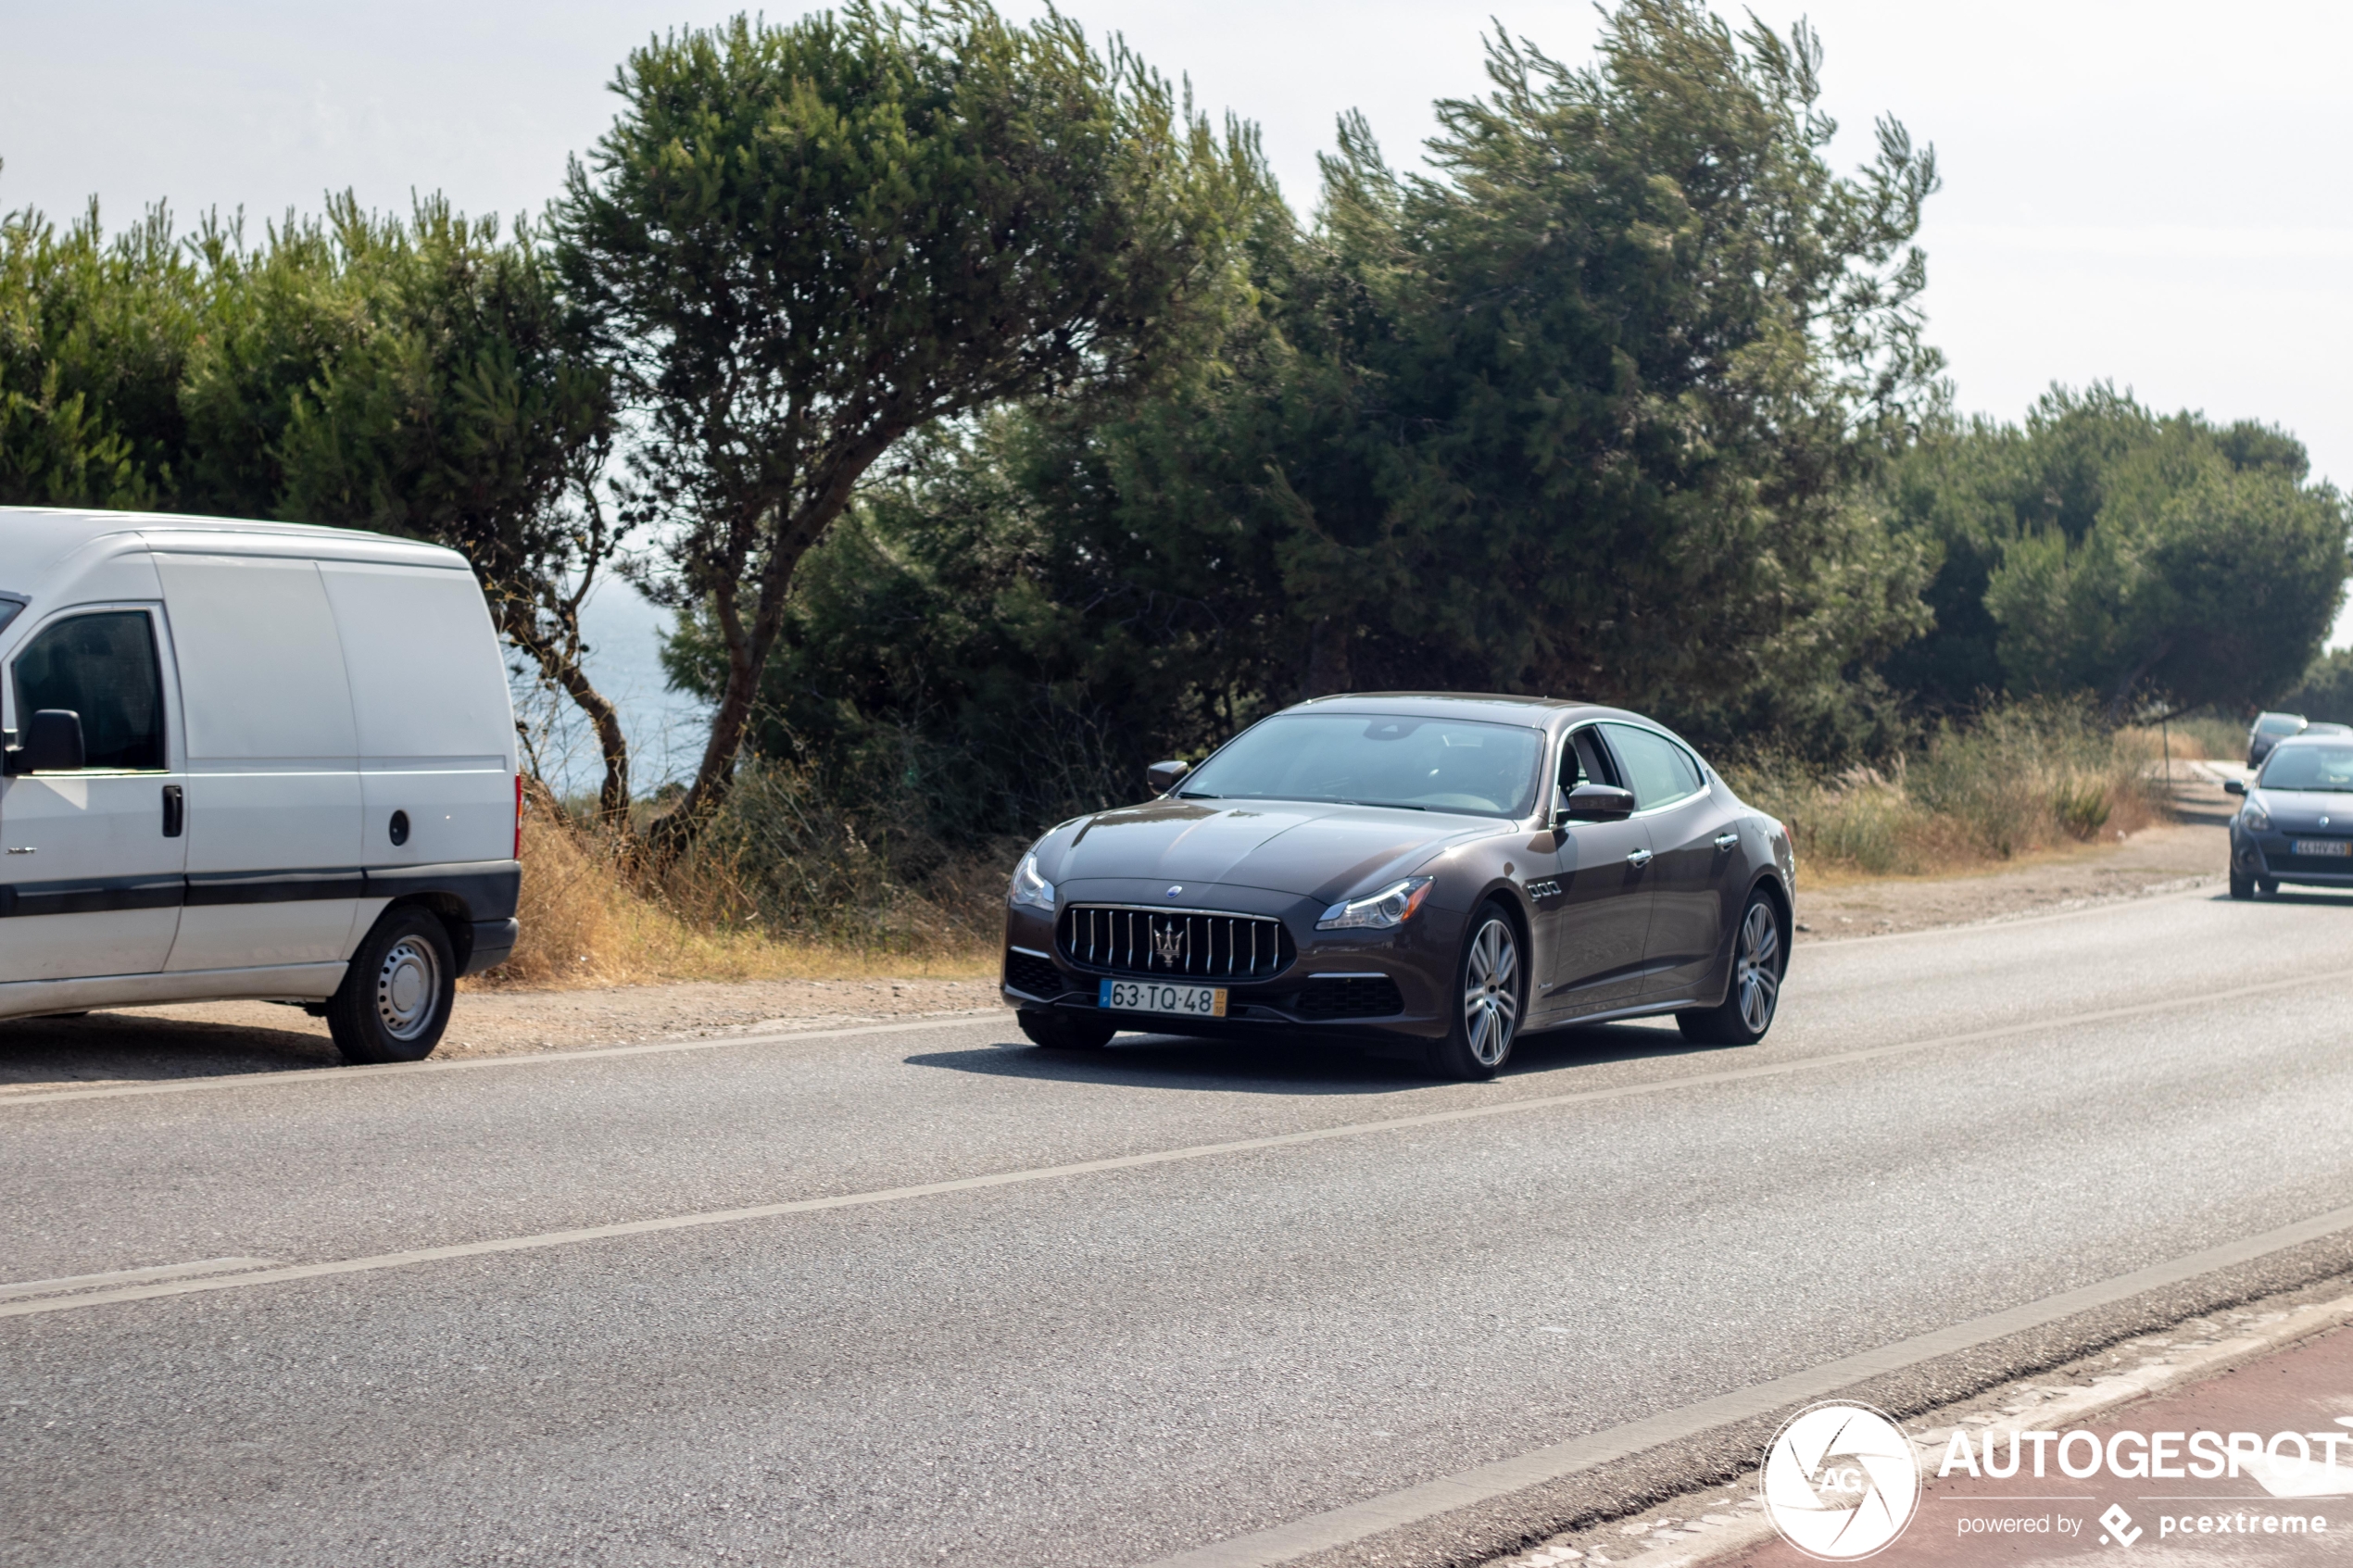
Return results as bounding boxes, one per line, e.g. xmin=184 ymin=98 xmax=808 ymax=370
xmin=1003 ymin=948 xmax=1065 ymax=999
xmin=1292 ymin=975 xmax=1405 ymax=1019
xmin=1060 ymin=905 xmax=1293 ymax=981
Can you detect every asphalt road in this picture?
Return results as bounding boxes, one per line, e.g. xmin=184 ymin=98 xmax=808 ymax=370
xmin=6 ymin=885 xmax=2353 ymax=1567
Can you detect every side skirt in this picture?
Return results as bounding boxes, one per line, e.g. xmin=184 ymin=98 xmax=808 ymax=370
xmin=0 ymin=962 xmax=348 ymax=1022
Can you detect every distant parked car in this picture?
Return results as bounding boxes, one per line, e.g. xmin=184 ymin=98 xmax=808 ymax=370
xmin=2247 ymin=710 xmax=2307 ymax=767
xmin=2225 ymin=733 xmax=2353 ymax=897
xmin=2303 ymin=722 xmax=2353 ymax=737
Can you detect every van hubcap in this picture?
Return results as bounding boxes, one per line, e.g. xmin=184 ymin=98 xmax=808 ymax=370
xmin=376 ymin=937 xmax=441 ymax=1041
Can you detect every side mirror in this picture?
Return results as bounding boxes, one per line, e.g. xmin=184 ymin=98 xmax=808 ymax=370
xmin=1147 ymin=759 xmax=1191 ymax=796
xmin=2224 ymin=778 xmax=2247 ymax=797
xmin=6 ymin=709 xmax=84 ymax=775
xmin=1555 ymin=783 xmax=1636 ymax=824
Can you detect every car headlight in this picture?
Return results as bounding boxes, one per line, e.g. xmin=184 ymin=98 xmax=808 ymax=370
xmin=1316 ymin=875 xmax=1435 ymax=931
xmin=1009 ymin=851 xmax=1055 ymax=911
xmin=2241 ymin=797 xmax=2271 ymax=832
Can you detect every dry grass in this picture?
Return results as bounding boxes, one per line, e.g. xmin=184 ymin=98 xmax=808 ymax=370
xmin=2120 ymin=716 xmax=2243 ymax=763
xmin=469 ymin=805 xmax=1000 ymax=991
xmin=1729 ymin=700 xmax=2170 ymax=884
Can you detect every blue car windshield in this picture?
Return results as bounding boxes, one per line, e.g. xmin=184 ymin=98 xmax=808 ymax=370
xmin=1179 ymin=713 xmax=1546 ymax=817
xmin=2259 ymin=744 xmax=2353 ymax=793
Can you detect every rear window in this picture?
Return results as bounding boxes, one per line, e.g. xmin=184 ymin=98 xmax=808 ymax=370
xmin=2257 ymin=715 xmax=2304 ymax=735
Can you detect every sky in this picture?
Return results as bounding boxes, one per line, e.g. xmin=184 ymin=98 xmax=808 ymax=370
xmin=5 ymin=0 xmax=2349 ymax=774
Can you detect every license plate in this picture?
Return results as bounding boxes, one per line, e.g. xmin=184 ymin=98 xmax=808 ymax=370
xmin=1099 ymin=979 xmax=1227 ymax=1017
xmin=2295 ymin=839 xmax=2353 ymax=857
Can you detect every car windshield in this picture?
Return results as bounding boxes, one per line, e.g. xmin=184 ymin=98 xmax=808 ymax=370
xmin=1179 ymin=712 xmax=1545 ymax=817
xmin=2257 ymin=714 xmax=2304 ymax=735
xmin=2259 ymin=744 xmax=2353 ymax=792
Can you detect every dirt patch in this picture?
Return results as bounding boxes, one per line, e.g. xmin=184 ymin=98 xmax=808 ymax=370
xmin=1793 ymin=762 xmax=2239 ymax=941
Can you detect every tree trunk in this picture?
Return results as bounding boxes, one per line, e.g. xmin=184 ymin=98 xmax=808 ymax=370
xmin=652 ymin=438 xmax=899 ymax=860
xmin=497 ymin=604 xmax=632 ymax=826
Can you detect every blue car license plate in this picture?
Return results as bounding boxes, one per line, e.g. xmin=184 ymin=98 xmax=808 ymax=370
xmin=1099 ymin=979 xmax=1227 ymax=1017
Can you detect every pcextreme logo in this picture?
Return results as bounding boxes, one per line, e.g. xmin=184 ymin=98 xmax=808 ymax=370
xmin=1762 ymin=1402 xmax=1922 ymax=1561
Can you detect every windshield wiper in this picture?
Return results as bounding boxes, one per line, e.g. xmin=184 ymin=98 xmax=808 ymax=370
xmin=1176 ymin=790 xmax=1220 ymax=799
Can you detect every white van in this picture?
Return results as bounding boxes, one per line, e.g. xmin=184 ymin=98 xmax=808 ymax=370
xmin=0 ymin=508 xmax=522 ymax=1062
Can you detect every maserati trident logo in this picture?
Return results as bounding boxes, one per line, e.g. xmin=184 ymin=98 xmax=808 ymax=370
xmin=1152 ymin=924 xmax=1186 ymax=964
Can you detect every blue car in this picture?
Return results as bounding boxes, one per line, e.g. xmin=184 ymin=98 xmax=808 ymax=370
xmin=2226 ymin=734 xmax=2353 ymax=897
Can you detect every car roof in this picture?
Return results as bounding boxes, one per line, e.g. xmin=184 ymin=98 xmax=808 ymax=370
xmin=1279 ymin=692 xmax=1643 ymax=731
xmin=2267 ymin=729 xmax=2348 ymax=748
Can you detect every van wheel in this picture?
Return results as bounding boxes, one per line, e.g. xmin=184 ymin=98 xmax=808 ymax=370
xmin=327 ymin=908 xmax=456 ymax=1064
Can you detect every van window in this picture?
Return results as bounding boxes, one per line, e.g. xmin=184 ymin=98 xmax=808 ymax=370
xmin=13 ymin=610 xmax=167 ymax=771
xmin=1600 ymin=723 xmax=1705 ymax=811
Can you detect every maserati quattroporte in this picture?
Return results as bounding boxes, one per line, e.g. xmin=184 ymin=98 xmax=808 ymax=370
xmin=1000 ymin=694 xmax=1795 ymax=1079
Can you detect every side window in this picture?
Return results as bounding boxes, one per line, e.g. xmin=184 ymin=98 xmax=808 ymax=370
xmin=12 ymin=610 xmax=168 ymax=771
xmin=1600 ymin=723 xmax=1703 ymax=811
xmin=1559 ymin=727 xmax=1620 ymax=794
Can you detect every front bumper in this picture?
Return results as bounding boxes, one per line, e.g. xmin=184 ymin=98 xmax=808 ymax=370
xmin=999 ymin=884 xmax=1461 ymax=1041
xmin=2231 ymin=826 xmax=2353 ymax=886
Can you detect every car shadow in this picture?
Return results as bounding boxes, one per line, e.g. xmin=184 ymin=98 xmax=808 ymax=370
xmin=904 ymin=1019 xmax=1712 ymax=1096
xmin=2229 ymin=887 xmax=2353 ymax=908
xmin=0 ymin=1010 xmax=340 ymax=1090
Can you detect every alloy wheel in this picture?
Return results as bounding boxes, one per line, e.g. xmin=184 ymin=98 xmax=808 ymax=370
xmin=1733 ymin=901 xmax=1781 ymax=1034
xmin=1461 ymin=916 xmax=1520 ymax=1067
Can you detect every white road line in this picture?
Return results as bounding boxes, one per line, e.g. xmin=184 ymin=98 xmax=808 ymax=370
xmin=0 ymin=971 xmax=2322 ymax=1324
xmin=1135 ymin=1200 xmax=2353 ymax=1568
xmin=0 ymin=1256 xmax=280 ymax=1300
xmin=0 ymin=1009 xmax=1008 ymax=1107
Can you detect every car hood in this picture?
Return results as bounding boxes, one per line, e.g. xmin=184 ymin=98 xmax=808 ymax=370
xmin=1042 ymin=798 xmax=1495 ymax=901
xmin=2252 ymin=789 xmax=2353 ymax=832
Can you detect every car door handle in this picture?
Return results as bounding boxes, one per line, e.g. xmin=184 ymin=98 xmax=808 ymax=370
xmin=162 ymin=784 xmax=184 ymax=838
xmin=1714 ymin=832 xmax=1739 ymax=850
xmin=1626 ymin=848 xmax=1654 ymax=868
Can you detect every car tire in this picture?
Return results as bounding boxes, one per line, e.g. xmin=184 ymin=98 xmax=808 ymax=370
xmin=1426 ymin=901 xmax=1524 ymax=1081
xmin=2230 ymin=867 xmax=2255 ymax=900
xmin=1677 ymin=890 xmax=1786 ymax=1047
xmin=326 ymin=907 xmax=457 ymax=1065
xmin=1018 ymin=1010 xmax=1116 ymax=1050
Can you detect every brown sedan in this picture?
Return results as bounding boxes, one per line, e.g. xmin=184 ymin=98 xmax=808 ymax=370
xmin=1000 ymin=693 xmax=1795 ymax=1079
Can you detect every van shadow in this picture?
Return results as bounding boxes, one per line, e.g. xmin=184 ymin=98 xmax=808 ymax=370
xmin=2222 ymin=886 xmax=2353 ymax=909
xmin=0 ymin=1010 xmax=340 ymax=1090
xmin=905 ymin=1018 xmax=1712 ymax=1097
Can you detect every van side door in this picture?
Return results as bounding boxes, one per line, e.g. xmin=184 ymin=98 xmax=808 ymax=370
xmin=157 ymin=555 xmax=364 ymax=972
xmin=0 ymin=605 xmax=189 ymax=981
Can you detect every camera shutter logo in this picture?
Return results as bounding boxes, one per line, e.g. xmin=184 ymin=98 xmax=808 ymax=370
xmin=1761 ymin=1403 xmax=1920 ymax=1560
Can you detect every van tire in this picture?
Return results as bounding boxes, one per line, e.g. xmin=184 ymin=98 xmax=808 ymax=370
xmin=327 ymin=908 xmax=457 ymax=1064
